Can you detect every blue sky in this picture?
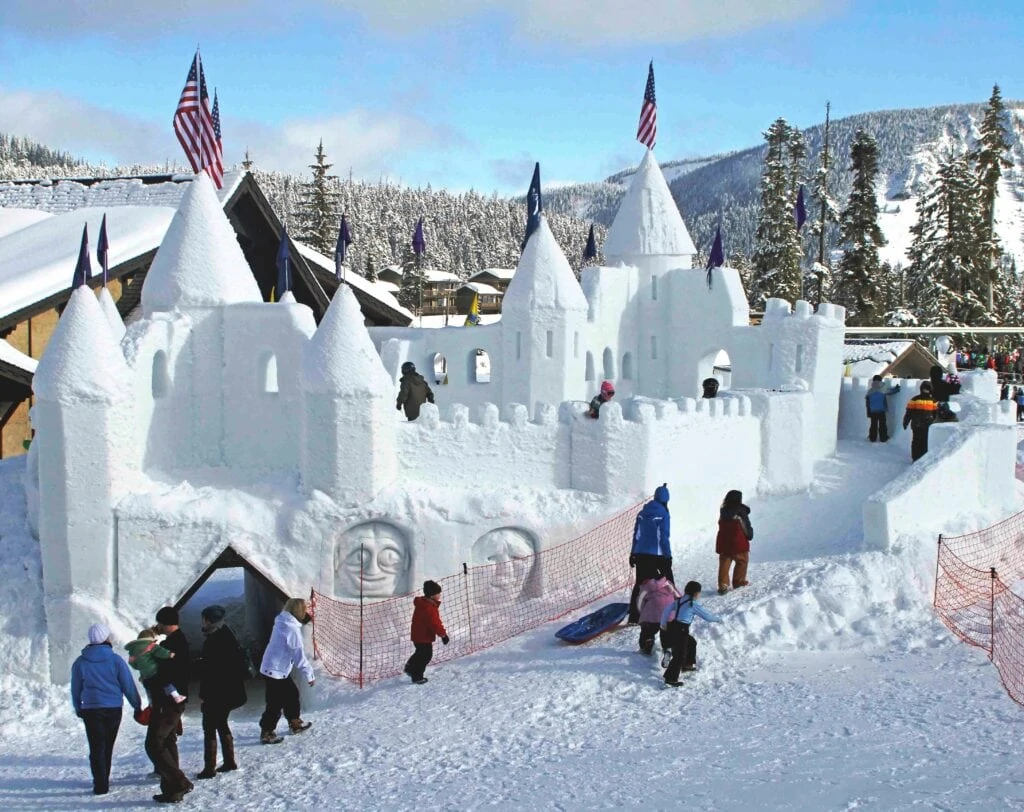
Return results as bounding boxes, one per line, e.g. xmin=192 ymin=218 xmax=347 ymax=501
xmin=0 ymin=0 xmax=1021 ymax=194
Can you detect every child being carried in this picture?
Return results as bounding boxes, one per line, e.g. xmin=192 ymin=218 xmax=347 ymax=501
xmin=125 ymin=627 xmax=186 ymax=703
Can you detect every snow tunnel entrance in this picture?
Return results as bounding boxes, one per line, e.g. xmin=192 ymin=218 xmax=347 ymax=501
xmin=698 ymin=349 xmax=732 ymax=393
xmin=174 ymin=546 xmax=290 ymax=666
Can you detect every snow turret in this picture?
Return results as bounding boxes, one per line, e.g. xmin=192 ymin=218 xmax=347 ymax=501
xmin=501 ymin=217 xmax=588 ymax=407
xmin=301 ymin=285 xmax=396 ymax=503
xmin=97 ymin=287 xmax=127 ymax=341
xmin=604 ymin=150 xmax=696 ymax=266
xmin=32 ymin=286 xmax=134 ymax=682
xmin=141 ymin=173 xmax=261 ymax=315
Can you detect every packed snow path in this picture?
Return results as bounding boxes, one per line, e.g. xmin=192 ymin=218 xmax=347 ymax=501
xmin=1 ymin=440 xmax=1022 ymax=810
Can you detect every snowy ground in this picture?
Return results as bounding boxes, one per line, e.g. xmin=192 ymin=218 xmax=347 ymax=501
xmin=2 ymin=440 xmax=1024 ymax=810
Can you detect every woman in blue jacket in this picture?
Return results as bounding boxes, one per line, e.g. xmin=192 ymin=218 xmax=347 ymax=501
xmin=70 ymin=623 xmax=143 ymax=796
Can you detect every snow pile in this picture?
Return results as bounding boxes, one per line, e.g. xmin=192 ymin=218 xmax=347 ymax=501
xmin=142 ymin=174 xmax=261 ymax=315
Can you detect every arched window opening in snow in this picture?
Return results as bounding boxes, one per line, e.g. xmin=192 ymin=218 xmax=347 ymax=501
xmin=651 ymin=275 xmax=658 ymax=300
xmin=260 ymin=352 xmax=279 ymax=394
xmin=152 ymin=351 xmax=170 ymax=398
xmin=697 ymin=349 xmax=731 ymax=392
xmin=573 ymin=331 xmax=580 ymax=359
xmin=516 ymin=332 xmax=522 ymax=361
xmin=602 ymin=347 xmax=615 ymax=381
xmin=622 ymin=352 xmax=634 ymax=380
xmin=472 ymin=349 xmax=491 ymax=383
xmin=795 ymin=344 xmax=805 ymax=374
xmin=432 ymin=352 xmax=448 ymax=385
xmin=769 ymin=343 xmax=776 ymax=371
xmin=585 ymin=351 xmax=595 ymax=382
xmin=546 ymin=330 xmax=554 ymax=358
xmin=651 ymin=335 xmax=658 ymax=360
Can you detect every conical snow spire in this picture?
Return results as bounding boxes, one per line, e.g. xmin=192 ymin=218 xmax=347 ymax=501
xmin=142 ymin=173 xmax=261 ymax=315
xmin=604 ymin=150 xmax=696 ymax=263
xmin=302 ymin=285 xmax=392 ymax=395
xmin=503 ymin=216 xmax=587 ymax=313
xmin=97 ymin=287 xmax=127 ymax=341
xmin=34 ymin=286 xmax=129 ymax=403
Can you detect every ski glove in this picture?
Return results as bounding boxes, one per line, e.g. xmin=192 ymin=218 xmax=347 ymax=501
xmin=441 ymin=635 xmax=450 ymax=645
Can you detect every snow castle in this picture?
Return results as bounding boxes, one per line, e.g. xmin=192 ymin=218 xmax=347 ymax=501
xmin=28 ymin=158 xmax=850 ymax=682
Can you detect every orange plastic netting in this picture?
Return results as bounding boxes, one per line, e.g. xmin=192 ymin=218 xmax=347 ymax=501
xmin=310 ymin=502 xmax=642 ymax=686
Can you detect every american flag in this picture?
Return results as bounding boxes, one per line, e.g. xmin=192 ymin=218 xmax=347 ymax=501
xmin=172 ymin=51 xmax=223 ymax=189
xmin=210 ymin=90 xmax=225 ymax=187
xmin=636 ymin=61 xmax=657 ymax=150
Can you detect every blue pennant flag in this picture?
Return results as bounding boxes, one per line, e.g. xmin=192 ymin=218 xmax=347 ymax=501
xmin=96 ymin=214 xmax=110 ymax=285
xmin=794 ymin=185 xmax=807 ymax=231
xmin=275 ymin=228 xmax=290 ymax=301
xmin=412 ymin=218 xmax=426 ymax=255
xmin=72 ymin=224 xmax=91 ymax=289
xmin=335 ymin=214 xmax=352 ymax=280
xmin=706 ymin=225 xmax=724 ymax=289
xmin=522 ymin=162 xmax=542 ymax=249
xmin=583 ymin=223 xmax=597 ymax=262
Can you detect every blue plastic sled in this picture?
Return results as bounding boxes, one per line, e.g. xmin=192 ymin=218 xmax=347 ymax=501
xmin=555 ymin=602 xmax=630 ymax=644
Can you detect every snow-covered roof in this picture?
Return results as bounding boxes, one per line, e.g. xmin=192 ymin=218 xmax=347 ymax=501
xmin=0 ymin=205 xmax=175 ymax=322
xmin=842 ymin=341 xmax=916 ymax=378
xmin=459 ymin=281 xmax=502 ymax=295
xmin=142 ymin=174 xmax=261 ymax=314
xmin=503 ymin=217 xmax=588 ymax=313
xmin=415 ymin=313 xmax=502 ymax=328
xmin=604 ymin=149 xmax=696 ymax=261
xmin=0 ymin=208 xmax=53 ymax=239
xmin=376 ymin=280 xmax=400 ymax=293
xmin=470 ymin=267 xmax=515 ymax=281
xmin=0 ymin=338 xmax=37 ymax=374
xmin=422 ymin=268 xmax=461 ymax=284
xmin=292 ymin=241 xmax=414 ymax=322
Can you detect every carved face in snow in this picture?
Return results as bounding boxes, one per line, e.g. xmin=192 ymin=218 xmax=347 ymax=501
xmin=335 ymin=522 xmax=410 ymax=598
xmin=471 ymin=527 xmax=537 ymax=601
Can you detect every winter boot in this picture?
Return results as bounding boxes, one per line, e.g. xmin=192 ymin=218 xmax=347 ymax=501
xmin=196 ymin=738 xmax=218 ymax=779
xmin=217 ymin=734 xmax=237 ymax=772
xmin=260 ymin=730 xmax=284 ymax=745
xmin=288 ymin=719 xmax=312 ymax=734
xmin=412 ymin=677 xmax=428 ymax=685
xmin=664 ymin=680 xmax=683 ymax=688
xmin=660 ymin=649 xmax=673 ymax=668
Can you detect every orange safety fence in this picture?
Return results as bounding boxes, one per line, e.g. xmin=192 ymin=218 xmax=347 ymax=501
xmin=310 ymin=502 xmax=643 ymax=686
xmin=934 ymin=507 xmax=1024 ymax=705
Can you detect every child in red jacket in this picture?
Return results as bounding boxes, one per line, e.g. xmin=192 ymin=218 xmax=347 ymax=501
xmin=403 ymin=580 xmax=449 ymax=684
xmin=716 ymin=490 xmax=753 ymax=595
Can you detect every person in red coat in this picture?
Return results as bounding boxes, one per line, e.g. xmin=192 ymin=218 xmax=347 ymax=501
xmin=403 ymin=580 xmax=449 ymax=684
xmin=716 ymin=490 xmax=753 ymax=595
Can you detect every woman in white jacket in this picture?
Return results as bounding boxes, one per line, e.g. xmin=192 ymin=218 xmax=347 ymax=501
xmin=259 ymin=598 xmax=315 ymax=744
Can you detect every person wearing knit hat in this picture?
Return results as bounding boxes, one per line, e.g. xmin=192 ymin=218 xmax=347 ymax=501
xmin=147 ymin=607 xmax=193 ymax=803
xmin=195 ymin=604 xmax=248 ymax=779
xmin=404 ymin=580 xmax=449 ymax=684
xmin=71 ymin=622 xmax=143 ymax=796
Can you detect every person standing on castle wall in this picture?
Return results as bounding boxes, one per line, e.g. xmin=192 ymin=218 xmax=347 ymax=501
xmin=396 ymin=361 xmax=435 ymax=420
xmin=865 ymin=375 xmax=900 ymax=443
xmin=1016 ymin=387 xmax=1024 ymax=422
xmin=404 ymin=580 xmax=449 ymax=684
xmin=146 ymin=606 xmax=193 ymax=804
xmin=702 ymin=378 xmax=719 ymax=398
xmin=716 ymin=490 xmax=753 ymax=595
xmin=588 ymin=380 xmax=615 ymax=418
xmin=70 ymin=623 xmax=143 ymax=797
xmin=259 ymin=598 xmax=314 ymax=744
xmin=628 ymin=484 xmax=674 ymax=625
xmin=194 ymin=605 xmax=248 ymax=780
xmin=902 ymin=381 xmax=939 ymax=462
xmin=929 ymin=364 xmax=960 ymax=403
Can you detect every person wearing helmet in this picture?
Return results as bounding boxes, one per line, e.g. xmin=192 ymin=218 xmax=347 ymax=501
xmin=701 ymin=378 xmax=719 ymax=399
xmin=902 ymin=380 xmax=939 ymax=461
xmin=588 ymin=380 xmax=615 ymax=419
xmin=396 ymin=361 xmax=435 ymax=421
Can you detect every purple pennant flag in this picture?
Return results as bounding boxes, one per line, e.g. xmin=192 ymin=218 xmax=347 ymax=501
xmin=72 ymin=224 xmax=91 ymax=289
xmin=706 ymin=225 xmax=724 ymax=289
xmin=794 ymin=185 xmax=807 ymax=231
xmin=582 ymin=223 xmax=597 ymax=262
xmin=96 ymin=213 xmax=110 ymax=285
xmin=412 ymin=218 xmax=426 ymax=255
xmin=335 ymin=214 xmax=353 ymax=281
xmin=275 ymin=227 xmax=290 ymax=300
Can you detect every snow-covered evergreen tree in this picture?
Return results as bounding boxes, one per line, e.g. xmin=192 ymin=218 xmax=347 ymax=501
xmin=299 ymin=140 xmax=339 ymax=255
xmin=365 ymin=254 xmax=378 ymax=282
xmin=808 ymin=102 xmax=839 ymax=304
xmin=833 ymin=129 xmax=886 ymax=325
xmin=751 ymin=118 xmax=805 ymax=306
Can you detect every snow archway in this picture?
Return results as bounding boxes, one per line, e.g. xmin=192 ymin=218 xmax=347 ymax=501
xmin=698 ymin=349 xmax=731 ymax=391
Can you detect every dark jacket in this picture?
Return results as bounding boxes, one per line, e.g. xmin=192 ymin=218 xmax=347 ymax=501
xmin=151 ymin=628 xmax=191 ymax=705
xmin=631 ymin=485 xmax=671 ymax=557
xmin=865 ymin=381 xmax=899 ymax=415
xmin=587 ymin=393 xmax=612 ymax=419
xmin=397 ymin=372 xmax=434 ymax=420
xmin=70 ymin=643 xmax=142 ymax=713
xmin=716 ymin=505 xmax=753 ymax=556
xmin=902 ymin=394 xmax=939 ymax=432
xmin=929 ymin=365 xmax=960 ymax=403
xmin=410 ymin=596 xmax=447 ymax=644
xmin=198 ymin=624 xmax=247 ymax=711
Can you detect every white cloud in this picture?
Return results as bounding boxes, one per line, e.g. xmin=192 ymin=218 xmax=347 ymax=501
xmin=3 ymin=0 xmax=845 ymax=45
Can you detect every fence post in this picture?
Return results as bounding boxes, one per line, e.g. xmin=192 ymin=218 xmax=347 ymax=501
xmin=990 ymin=567 xmax=997 ymax=661
xmin=933 ymin=536 xmax=942 ymax=608
xmin=462 ymin=562 xmax=474 ymax=653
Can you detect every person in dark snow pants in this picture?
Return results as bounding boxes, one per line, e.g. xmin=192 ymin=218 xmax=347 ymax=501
xmin=396 ymin=361 xmax=435 ymax=420
xmin=404 ymin=580 xmax=449 ymax=684
xmin=660 ymin=581 xmax=721 ymax=686
xmin=628 ymin=484 xmax=674 ymax=624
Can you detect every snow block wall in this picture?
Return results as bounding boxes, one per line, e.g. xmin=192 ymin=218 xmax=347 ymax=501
xmin=30 ymin=161 xmax=855 ymax=682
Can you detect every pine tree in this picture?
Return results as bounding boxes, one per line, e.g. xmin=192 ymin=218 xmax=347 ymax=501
xmin=751 ymin=118 xmax=805 ymax=306
xmin=809 ymin=102 xmax=840 ymax=305
xmin=833 ymin=129 xmax=886 ymax=325
xmin=365 ymin=253 xmax=378 ymax=282
xmin=975 ymin=84 xmax=1013 ymax=314
xmin=299 ymin=140 xmax=338 ymax=255
xmin=397 ymin=245 xmax=427 ymax=313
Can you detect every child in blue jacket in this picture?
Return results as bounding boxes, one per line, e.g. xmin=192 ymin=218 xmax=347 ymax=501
xmin=659 ymin=581 xmax=721 ymax=686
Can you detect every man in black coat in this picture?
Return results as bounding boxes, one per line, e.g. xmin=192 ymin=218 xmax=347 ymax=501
xmin=396 ymin=361 xmax=435 ymax=420
xmin=195 ymin=605 xmax=248 ymax=780
xmin=147 ymin=606 xmax=193 ymax=804
xmin=902 ymin=381 xmax=939 ymax=461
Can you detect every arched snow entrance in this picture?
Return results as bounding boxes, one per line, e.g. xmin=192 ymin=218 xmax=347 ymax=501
xmin=432 ymin=352 xmax=448 ymax=385
xmin=697 ymin=349 xmax=732 ymax=392
xmin=471 ymin=349 xmax=491 ymax=383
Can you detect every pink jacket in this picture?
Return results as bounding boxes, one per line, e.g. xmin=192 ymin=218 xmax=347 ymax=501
xmin=638 ymin=577 xmax=681 ymax=624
